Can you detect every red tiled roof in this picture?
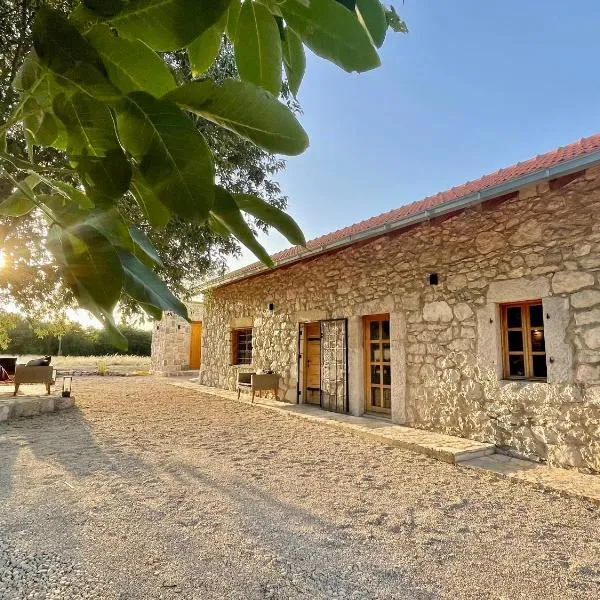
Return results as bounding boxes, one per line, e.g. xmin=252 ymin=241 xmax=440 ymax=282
xmin=224 ymin=133 xmax=600 ymax=282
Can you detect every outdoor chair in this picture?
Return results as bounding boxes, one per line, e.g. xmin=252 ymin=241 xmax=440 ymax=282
xmin=236 ymin=372 xmax=279 ymax=403
xmin=0 ymin=357 xmax=17 ymax=383
xmin=13 ymin=364 xmax=55 ymax=396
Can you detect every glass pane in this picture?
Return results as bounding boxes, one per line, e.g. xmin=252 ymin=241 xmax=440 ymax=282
xmin=382 ymin=343 xmax=391 ymax=362
xmin=371 ymin=387 xmax=381 ymax=407
xmin=383 ymin=365 xmax=391 ymax=386
xmin=529 ymin=304 xmax=544 ymax=328
xmin=383 ymin=388 xmax=391 ymax=409
xmin=370 ymin=344 xmax=380 ymax=362
xmin=530 ymin=329 xmax=545 ymax=353
xmin=507 ymin=330 xmax=524 ymax=352
xmin=382 ymin=320 xmax=390 ymax=340
xmin=532 ymin=354 xmax=547 ymax=378
xmin=370 ymin=365 xmax=381 ymax=385
xmin=509 ymin=355 xmax=525 ymax=377
xmin=369 ymin=321 xmax=380 ymax=341
xmin=506 ymin=306 xmax=522 ymax=328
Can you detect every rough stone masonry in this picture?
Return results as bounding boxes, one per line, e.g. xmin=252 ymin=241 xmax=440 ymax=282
xmin=156 ymin=167 xmax=600 ymax=473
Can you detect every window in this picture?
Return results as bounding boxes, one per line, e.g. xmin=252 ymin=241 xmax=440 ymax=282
xmin=232 ymin=328 xmax=252 ymax=365
xmin=500 ymin=301 xmax=547 ymax=380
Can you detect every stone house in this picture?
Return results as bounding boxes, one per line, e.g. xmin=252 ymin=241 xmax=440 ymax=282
xmin=153 ymin=134 xmax=600 ymax=473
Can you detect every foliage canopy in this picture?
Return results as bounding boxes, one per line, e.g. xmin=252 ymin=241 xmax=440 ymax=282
xmin=0 ymin=0 xmax=406 ymax=349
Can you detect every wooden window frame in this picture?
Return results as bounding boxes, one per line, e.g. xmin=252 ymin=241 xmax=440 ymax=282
xmin=500 ymin=300 xmax=547 ymax=381
xmin=231 ymin=327 xmax=253 ymax=366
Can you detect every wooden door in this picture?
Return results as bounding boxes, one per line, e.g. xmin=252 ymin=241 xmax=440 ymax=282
xmin=304 ymin=322 xmax=321 ymax=404
xmin=364 ymin=314 xmax=391 ymax=415
xmin=189 ymin=322 xmax=202 ymax=369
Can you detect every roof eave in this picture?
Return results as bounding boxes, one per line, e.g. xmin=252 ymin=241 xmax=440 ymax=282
xmin=198 ymin=150 xmax=600 ymax=292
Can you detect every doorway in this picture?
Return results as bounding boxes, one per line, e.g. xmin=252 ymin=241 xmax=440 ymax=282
xmin=303 ymin=322 xmax=321 ymax=404
xmin=189 ymin=322 xmax=202 ymax=369
xmin=364 ymin=314 xmax=391 ymax=415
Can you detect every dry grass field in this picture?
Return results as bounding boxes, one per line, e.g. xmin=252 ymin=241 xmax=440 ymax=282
xmin=15 ymin=354 xmax=151 ymax=375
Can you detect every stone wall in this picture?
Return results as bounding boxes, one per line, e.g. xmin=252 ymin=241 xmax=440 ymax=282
xmin=151 ymin=302 xmax=203 ymax=375
xmin=201 ymin=168 xmax=600 ymax=472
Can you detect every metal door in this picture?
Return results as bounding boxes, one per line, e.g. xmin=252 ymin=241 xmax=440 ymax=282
xmin=320 ymin=319 xmax=348 ymax=413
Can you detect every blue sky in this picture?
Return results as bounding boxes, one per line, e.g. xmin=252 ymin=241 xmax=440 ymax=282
xmin=232 ymin=0 xmax=600 ymax=268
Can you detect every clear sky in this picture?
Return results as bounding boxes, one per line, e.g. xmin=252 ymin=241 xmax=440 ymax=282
xmin=231 ymin=0 xmax=600 ymax=269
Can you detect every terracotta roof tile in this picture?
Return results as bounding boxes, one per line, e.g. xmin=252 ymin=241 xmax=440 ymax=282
xmin=225 ymin=133 xmax=600 ymax=281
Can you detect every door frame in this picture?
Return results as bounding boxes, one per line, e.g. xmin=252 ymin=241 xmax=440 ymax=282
xmin=363 ymin=313 xmax=391 ymax=415
xmin=303 ymin=321 xmax=322 ymax=405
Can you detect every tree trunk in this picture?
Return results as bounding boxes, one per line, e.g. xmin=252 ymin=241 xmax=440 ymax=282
xmin=57 ymin=335 xmax=63 ymax=356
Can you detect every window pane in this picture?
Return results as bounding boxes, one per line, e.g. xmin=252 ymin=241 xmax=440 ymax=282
xmin=369 ymin=321 xmax=380 ymax=340
xmin=383 ymin=388 xmax=391 ymax=409
xmin=507 ymin=330 xmax=524 ymax=352
xmin=506 ymin=306 xmax=522 ymax=328
xmin=509 ymin=355 xmax=525 ymax=377
xmin=370 ymin=344 xmax=380 ymax=362
xmin=382 ymin=320 xmax=390 ymax=340
xmin=529 ymin=304 xmax=544 ymax=328
xmin=530 ymin=329 xmax=545 ymax=353
xmin=383 ymin=365 xmax=391 ymax=385
xmin=371 ymin=387 xmax=381 ymax=407
xmin=382 ymin=343 xmax=391 ymax=362
xmin=533 ymin=354 xmax=547 ymax=378
xmin=370 ymin=365 xmax=381 ymax=385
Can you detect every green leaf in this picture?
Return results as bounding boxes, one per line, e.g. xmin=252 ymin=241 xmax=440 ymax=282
xmin=129 ymin=168 xmax=171 ymax=229
xmin=119 ymin=251 xmax=188 ymax=319
xmin=233 ymin=193 xmax=305 ymax=246
xmin=116 ymin=92 xmax=214 ymax=221
xmin=226 ymin=0 xmax=242 ymax=41
xmin=53 ymin=92 xmax=132 ymax=199
xmin=46 ymin=180 xmax=94 ymax=210
xmin=211 ymin=186 xmax=273 ymax=266
xmin=87 ymin=25 xmax=177 ymax=97
xmin=129 ymin=226 xmax=164 ymax=267
xmin=138 ymin=302 xmax=163 ymax=320
xmin=32 ymin=7 xmax=120 ymax=103
xmin=187 ymin=14 xmax=226 ymax=78
xmin=84 ymin=209 xmax=134 ymax=250
xmin=385 ymin=5 xmax=408 ymax=33
xmin=208 ymin=213 xmax=231 ymax=238
xmin=0 ymin=175 xmax=40 ymax=217
xmin=282 ymin=27 xmax=305 ymax=97
xmin=281 ymin=0 xmax=380 ymax=72
xmin=235 ymin=0 xmax=282 ymax=95
xmin=83 ymin=0 xmax=128 ymax=17
xmin=165 ymin=80 xmax=308 ymax=156
xmin=100 ymin=0 xmax=234 ymax=52
xmin=356 ymin=0 xmax=387 ymax=48
xmin=61 ymin=225 xmax=123 ymax=313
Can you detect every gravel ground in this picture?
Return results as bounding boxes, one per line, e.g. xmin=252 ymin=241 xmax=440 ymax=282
xmin=0 ymin=377 xmax=599 ymax=600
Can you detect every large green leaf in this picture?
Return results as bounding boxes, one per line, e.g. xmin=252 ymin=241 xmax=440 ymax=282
xmin=165 ymin=80 xmax=308 ymax=156
xmin=99 ymin=0 xmax=233 ymax=52
xmin=61 ymin=225 xmax=123 ymax=313
xmin=87 ymin=25 xmax=177 ymax=97
xmin=84 ymin=209 xmax=134 ymax=250
xmin=282 ymin=27 xmax=305 ymax=97
xmin=129 ymin=225 xmax=164 ymax=267
xmin=129 ymin=168 xmax=171 ymax=229
xmin=281 ymin=0 xmax=380 ymax=72
xmin=0 ymin=175 xmax=40 ymax=217
xmin=211 ymin=186 xmax=273 ymax=266
xmin=226 ymin=0 xmax=242 ymax=41
xmin=356 ymin=0 xmax=387 ymax=48
xmin=32 ymin=7 xmax=120 ymax=103
xmin=53 ymin=92 xmax=132 ymax=199
xmin=233 ymin=193 xmax=305 ymax=246
xmin=119 ymin=251 xmax=188 ymax=319
xmin=187 ymin=13 xmax=227 ymax=78
xmin=235 ymin=0 xmax=282 ymax=95
xmin=116 ymin=92 xmax=214 ymax=221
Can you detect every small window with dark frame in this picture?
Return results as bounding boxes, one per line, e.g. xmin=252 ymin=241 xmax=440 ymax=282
xmin=232 ymin=328 xmax=253 ymax=365
xmin=501 ymin=301 xmax=547 ymax=380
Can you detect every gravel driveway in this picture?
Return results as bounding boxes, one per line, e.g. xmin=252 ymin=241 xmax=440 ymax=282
xmin=0 ymin=377 xmax=599 ymax=600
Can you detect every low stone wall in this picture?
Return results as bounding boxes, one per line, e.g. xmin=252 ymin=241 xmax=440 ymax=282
xmin=0 ymin=395 xmax=75 ymax=423
xmin=151 ymin=302 xmax=203 ymax=375
xmin=201 ymin=167 xmax=600 ymax=473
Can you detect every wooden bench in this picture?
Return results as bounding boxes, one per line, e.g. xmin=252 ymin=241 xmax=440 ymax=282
xmin=13 ymin=365 xmax=55 ymax=396
xmin=236 ymin=372 xmax=279 ymax=403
